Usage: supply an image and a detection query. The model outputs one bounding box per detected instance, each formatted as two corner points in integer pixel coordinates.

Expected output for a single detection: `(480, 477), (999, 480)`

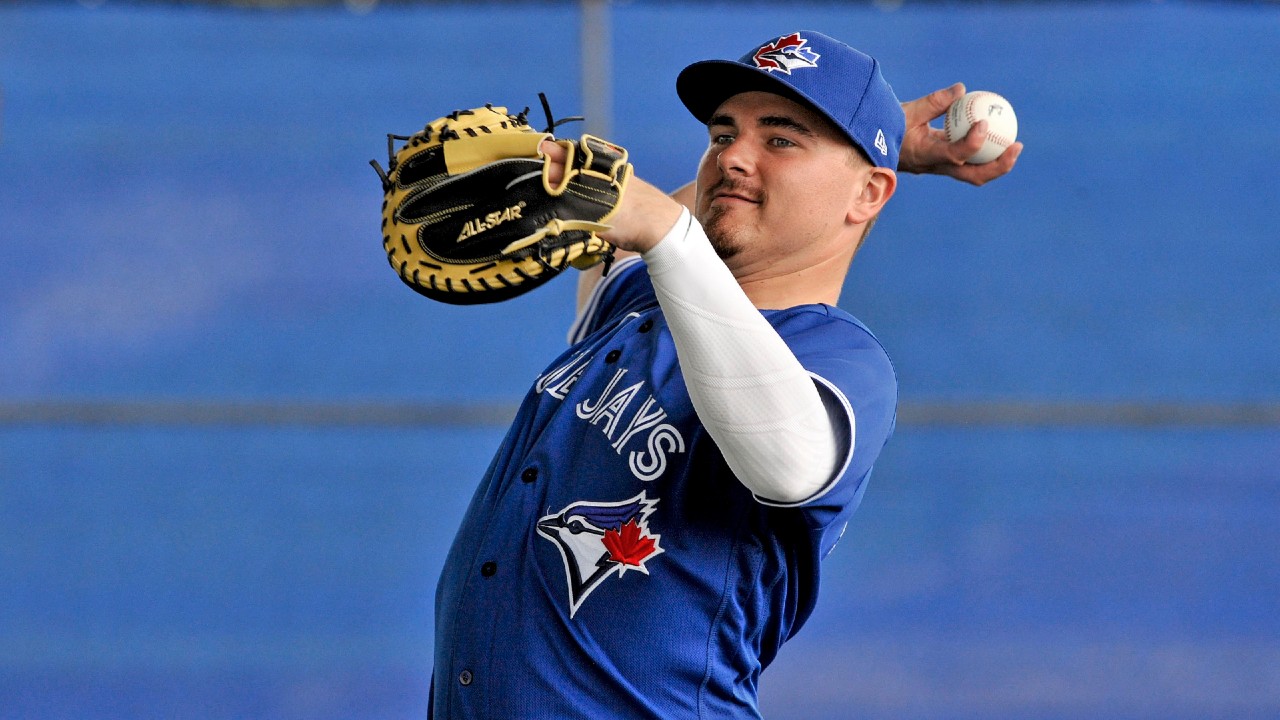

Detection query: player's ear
(847, 168), (896, 225)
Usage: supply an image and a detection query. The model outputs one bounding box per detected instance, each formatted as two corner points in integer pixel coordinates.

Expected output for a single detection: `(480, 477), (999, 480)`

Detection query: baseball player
(429, 30), (1019, 719)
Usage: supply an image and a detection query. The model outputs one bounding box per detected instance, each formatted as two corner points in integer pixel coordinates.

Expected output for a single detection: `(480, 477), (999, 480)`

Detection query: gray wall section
(1, 3), (1278, 719)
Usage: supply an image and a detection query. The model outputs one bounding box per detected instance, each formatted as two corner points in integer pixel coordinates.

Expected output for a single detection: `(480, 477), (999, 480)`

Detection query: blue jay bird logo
(751, 32), (821, 75)
(537, 492), (664, 617)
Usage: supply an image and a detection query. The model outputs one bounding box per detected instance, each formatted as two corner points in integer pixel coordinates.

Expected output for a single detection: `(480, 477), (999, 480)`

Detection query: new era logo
(874, 129), (888, 156)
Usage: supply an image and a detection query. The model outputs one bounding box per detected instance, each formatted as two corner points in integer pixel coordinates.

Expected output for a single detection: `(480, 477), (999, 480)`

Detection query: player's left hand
(542, 138), (683, 255)
(898, 83), (1023, 186)
(373, 102), (629, 305)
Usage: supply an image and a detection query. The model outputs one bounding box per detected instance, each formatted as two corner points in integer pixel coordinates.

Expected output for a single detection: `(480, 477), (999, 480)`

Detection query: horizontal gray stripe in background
(1, 400), (1278, 428)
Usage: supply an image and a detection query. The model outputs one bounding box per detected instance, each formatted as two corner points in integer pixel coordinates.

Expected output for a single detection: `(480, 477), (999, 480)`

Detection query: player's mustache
(707, 179), (762, 203)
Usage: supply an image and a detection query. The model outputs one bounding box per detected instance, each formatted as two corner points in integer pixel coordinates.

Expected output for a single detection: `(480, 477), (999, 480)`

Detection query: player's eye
(711, 133), (735, 145)
(769, 136), (797, 148)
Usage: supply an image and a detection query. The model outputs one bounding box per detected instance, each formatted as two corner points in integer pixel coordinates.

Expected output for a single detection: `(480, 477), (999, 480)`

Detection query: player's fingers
(952, 141), (1023, 186)
(902, 82), (965, 128)
(986, 141), (1023, 177)
(953, 119), (989, 160)
(540, 138), (568, 186)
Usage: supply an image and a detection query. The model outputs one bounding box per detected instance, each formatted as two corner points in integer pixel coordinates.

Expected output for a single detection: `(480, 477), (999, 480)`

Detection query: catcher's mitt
(371, 98), (632, 305)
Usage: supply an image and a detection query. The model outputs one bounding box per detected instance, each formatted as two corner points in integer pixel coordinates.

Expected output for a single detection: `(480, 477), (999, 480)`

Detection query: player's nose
(715, 137), (756, 177)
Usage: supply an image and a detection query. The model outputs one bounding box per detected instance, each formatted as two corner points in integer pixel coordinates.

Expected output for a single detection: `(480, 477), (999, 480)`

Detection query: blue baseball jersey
(431, 256), (897, 719)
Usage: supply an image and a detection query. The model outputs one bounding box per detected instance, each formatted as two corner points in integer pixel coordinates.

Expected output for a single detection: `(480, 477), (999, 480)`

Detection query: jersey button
(605, 349), (622, 363)
(459, 670), (473, 686)
(521, 467), (538, 483)
(481, 561), (497, 577)
(638, 319), (653, 333)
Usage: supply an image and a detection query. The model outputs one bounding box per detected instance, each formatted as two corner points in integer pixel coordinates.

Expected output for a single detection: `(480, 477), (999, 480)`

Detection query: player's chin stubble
(699, 205), (744, 261)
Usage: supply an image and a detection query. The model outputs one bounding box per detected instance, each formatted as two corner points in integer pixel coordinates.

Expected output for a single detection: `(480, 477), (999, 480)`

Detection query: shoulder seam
(566, 256), (646, 345)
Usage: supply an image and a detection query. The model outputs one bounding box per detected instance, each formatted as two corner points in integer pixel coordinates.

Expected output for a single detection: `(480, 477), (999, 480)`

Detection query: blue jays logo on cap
(537, 492), (664, 617)
(676, 30), (906, 170)
(751, 32), (820, 74)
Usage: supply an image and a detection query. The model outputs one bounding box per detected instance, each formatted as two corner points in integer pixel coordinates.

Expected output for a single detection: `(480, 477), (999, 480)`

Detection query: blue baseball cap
(676, 30), (905, 170)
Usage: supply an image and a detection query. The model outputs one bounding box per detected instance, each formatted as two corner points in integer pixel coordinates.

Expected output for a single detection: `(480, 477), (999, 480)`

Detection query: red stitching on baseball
(964, 93), (1012, 147)
(964, 92), (999, 126)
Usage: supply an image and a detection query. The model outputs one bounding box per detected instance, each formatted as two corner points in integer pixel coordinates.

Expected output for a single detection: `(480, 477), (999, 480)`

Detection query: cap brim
(677, 61), (803, 122)
(676, 60), (849, 144)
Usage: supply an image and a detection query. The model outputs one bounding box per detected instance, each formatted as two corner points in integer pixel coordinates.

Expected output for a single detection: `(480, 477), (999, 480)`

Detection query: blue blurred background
(2, 1), (1278, 718)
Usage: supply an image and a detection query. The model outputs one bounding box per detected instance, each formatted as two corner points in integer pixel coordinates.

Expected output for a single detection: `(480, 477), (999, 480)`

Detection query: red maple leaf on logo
(753, 32), (805, 71)
(603, 519), (658, 567)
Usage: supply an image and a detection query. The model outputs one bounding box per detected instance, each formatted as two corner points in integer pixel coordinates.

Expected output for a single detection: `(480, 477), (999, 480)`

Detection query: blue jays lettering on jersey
(431, 257), (897, 719)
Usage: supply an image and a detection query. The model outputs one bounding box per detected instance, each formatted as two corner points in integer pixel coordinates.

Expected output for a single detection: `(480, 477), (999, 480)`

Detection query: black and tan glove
(372, 99), (631, 304)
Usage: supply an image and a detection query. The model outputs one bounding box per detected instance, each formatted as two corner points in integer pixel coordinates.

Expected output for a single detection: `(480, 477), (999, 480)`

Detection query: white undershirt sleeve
(641, 208), (843, 504)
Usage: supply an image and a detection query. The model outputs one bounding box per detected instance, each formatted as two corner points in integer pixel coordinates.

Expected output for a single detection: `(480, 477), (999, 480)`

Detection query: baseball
(944, 90), (1017, 164)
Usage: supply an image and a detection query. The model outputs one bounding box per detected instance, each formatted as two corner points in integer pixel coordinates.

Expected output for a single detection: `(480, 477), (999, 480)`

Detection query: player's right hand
(899, 83), (1023, 186)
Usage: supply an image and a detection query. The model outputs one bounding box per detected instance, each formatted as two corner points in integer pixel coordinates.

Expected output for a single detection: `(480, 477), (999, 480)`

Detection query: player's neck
(737, 262), (848, 309)
(734, 240), (855, 310)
